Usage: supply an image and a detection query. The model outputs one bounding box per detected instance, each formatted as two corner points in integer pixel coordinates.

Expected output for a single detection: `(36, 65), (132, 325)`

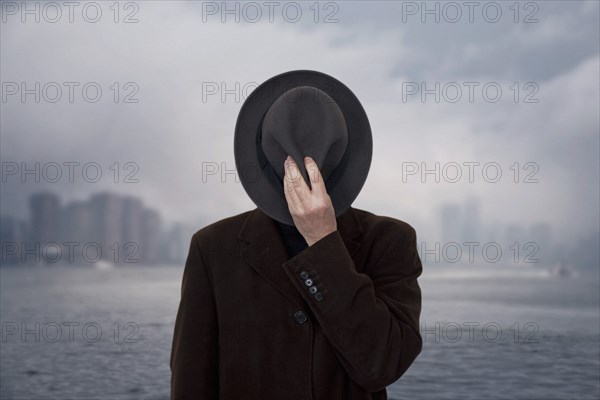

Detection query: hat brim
(234, 70), (372, 226)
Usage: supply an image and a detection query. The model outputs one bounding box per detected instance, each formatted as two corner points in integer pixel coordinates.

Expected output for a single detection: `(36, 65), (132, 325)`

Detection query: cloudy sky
(1, 1), (598, 250)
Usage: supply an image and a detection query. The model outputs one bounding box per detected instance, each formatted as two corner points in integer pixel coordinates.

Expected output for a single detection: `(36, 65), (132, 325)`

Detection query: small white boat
(550, 262), (576, 278)
(94, 260), (115, 270)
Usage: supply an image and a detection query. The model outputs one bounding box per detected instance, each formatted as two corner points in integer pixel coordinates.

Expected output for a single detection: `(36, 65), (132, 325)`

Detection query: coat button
(314, 292), (324, 302)
(304, 278), (313, 287)
(309, 286), (318, 294)
(293, 311), (308, 324)
(299, 271), (309, 280)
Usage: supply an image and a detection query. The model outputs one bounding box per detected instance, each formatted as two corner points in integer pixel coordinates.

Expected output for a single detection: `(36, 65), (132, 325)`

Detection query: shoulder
(350, 208), (419, 269)
(351, 207), (417, 242)
(191, 209), (253, 245)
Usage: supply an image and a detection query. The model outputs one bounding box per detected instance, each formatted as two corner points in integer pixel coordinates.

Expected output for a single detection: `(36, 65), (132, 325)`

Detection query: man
(170, 70), (423, 399)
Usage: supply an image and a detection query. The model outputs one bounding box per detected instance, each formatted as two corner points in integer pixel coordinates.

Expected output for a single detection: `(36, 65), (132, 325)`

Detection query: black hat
(234, 70), (372, 226)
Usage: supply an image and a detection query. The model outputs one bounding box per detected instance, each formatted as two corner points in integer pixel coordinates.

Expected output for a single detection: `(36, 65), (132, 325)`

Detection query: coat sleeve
(170, 232), (219, 399)
(281, 224), (423, 392)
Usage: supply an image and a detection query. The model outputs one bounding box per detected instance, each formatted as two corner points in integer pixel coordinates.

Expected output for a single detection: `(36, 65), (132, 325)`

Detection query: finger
(283, 179), (300, 214)
(304, 156), (326, 195)
(286, 156), (311, 200)
(284, 156), (303, 210)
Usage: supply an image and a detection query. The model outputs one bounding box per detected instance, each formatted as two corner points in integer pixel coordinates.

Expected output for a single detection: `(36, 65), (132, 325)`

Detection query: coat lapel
(238, 207), (363, 306)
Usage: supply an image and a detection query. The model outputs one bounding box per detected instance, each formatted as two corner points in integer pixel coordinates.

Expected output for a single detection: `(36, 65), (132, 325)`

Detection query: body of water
(1, 264), (598, 400)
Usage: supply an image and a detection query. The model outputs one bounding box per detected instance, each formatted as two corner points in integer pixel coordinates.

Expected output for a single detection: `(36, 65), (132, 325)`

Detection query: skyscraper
(29, 192), (60, 246)
(89, 192), (123, 263)
(141, 208), (162, 265)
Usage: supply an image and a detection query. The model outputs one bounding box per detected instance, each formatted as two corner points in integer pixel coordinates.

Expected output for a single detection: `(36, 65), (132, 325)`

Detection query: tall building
(504, 224), (527, 264)
(29, 192), (60, 246)
(461, 196), (481, 242)
(60, 200), (95, 264)
(529, 223), (554, 264)
(440, 202), (461, 243)
(89, 192), (123, 263)
(141, 208), (162, 265)
(18, 190), (173, 266)
(1, 215), (28, 265)
(121, 196), (144, 264)
(165, 222), (193, 265)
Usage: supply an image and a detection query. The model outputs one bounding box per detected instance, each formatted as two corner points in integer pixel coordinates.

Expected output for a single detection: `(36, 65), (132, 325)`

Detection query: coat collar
(238, 206), (363, 256)
(237, 207), (363, 306)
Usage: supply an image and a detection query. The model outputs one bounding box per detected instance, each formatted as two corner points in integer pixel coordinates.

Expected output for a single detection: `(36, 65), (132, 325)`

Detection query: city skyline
(2, 189), (597, 270)
(1, 190), (196, 266)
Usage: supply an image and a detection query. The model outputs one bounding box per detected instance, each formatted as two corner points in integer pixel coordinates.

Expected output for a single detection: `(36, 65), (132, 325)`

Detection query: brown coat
(170, 206), (423, 399)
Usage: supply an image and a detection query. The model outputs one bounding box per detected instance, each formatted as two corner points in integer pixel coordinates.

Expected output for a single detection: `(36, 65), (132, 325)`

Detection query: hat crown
(261, 86), (348, 188)
(234, 70), (372, 225)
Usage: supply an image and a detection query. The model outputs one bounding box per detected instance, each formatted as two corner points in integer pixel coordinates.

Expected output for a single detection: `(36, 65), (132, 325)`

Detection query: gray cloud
(1, 1), (598, 255)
